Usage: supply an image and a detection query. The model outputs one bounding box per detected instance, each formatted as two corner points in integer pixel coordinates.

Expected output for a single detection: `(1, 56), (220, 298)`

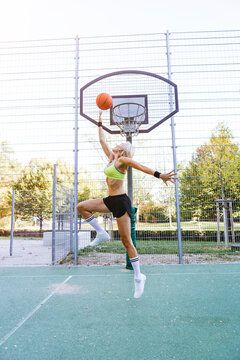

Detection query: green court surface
(0, 264), (240, 360)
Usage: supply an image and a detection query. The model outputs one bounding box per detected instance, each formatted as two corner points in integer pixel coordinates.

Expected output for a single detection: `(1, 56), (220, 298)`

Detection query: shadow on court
(0, 264), (240, 360)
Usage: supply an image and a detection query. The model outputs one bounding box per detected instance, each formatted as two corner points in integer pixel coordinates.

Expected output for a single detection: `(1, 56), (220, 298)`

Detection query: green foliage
(78, 186), (91, 202)
(139, 202), (168, 222)
(0, 142), (21, 185)
(11, 159), (54, 230)
(10, 158), (76, 230)
(160, 187), (177, 225)
(179, 124), (240, 220)
(0, 136), (98, 228)
(0, 142), (21, 221)
(0, 187), (11, 219)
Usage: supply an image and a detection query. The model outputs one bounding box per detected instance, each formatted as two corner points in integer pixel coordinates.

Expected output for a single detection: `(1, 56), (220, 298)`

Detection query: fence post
(222, 200), (229, 247)
(166, 30), (183, 264)
(52, 164), (57, 265)
(70, 189), (74, 252)
(74, 35), (79, 265)
(228, 199), (235, 244)
(10, 189), (15, 256)
(216, 201), (221, 246)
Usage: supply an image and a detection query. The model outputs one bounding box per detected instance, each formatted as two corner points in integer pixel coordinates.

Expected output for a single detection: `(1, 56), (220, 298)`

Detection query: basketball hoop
(112, 102), (146, 136)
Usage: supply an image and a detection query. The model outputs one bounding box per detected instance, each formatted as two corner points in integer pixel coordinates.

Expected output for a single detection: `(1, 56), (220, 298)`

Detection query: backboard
(80, 70), (178, 135)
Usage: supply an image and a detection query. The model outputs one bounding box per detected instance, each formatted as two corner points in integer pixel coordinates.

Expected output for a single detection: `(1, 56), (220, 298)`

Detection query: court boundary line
(0, 272), (240, 280)
(0, 275), (72, 347)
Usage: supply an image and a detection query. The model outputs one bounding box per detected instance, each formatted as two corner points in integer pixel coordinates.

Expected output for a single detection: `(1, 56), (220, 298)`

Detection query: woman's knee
(76, 201), (86, 214)
(121, 236), (134, 250)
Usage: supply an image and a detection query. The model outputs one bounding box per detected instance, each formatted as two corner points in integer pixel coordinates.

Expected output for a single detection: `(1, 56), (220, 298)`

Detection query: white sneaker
(134, 274), (146, 299)
(89, 231), (110, 247)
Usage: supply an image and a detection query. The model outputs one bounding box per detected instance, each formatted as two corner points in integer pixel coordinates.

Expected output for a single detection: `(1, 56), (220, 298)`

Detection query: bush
(0, 229), (10, 236)
(139, 204), (168, 222)
(0, 229), (44, 238)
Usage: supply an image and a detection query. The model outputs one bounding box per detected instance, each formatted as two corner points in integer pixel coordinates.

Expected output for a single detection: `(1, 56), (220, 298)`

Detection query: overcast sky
(0, 0), (239, 41)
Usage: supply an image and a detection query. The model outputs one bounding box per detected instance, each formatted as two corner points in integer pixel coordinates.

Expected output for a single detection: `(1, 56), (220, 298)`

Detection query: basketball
(96, 93), (113, 110)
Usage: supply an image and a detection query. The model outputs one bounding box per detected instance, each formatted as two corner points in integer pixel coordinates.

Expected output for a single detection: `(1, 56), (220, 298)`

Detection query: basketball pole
(125, 133), (137, 269)
(166, 30), (183, 264)
(126, 134), (133, 203)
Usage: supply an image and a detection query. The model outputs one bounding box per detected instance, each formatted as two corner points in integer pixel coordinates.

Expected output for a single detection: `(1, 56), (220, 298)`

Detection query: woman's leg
(116, 212), (138, 259)
(116, 212), (146, 298)
(77, 198), (110, 219)
(77, 198), (111, 246)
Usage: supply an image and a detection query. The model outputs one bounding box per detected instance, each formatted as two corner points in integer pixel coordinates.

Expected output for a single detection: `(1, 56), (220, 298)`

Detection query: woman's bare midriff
(106, 177), (126, 196)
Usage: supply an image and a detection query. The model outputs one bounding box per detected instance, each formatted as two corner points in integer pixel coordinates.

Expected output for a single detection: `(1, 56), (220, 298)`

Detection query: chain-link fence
(51, 180), (74, 264)
(1, 31), (240, 265)
(4, 188), (52, 266)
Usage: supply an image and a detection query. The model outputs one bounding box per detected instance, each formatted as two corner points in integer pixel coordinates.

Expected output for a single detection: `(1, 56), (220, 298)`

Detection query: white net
(112, 103), (146, 136)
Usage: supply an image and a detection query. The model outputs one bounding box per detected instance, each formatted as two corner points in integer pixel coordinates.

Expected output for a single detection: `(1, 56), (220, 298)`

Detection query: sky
(0, 0), (239, 41)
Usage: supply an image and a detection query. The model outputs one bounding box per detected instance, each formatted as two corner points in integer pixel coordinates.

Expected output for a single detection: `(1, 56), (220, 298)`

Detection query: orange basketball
(96, 93), (113, 110)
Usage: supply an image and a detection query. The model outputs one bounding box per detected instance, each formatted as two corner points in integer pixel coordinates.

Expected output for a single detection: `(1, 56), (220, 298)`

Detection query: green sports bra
(104, 161), (126, 180)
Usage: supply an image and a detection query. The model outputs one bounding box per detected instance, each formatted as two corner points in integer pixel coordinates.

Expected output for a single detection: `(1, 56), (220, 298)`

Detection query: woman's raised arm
(98, 111), (114, 160)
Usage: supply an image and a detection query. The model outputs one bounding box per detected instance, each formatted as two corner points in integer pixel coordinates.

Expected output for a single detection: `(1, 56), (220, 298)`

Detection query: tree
(0, 142), (21, 222)
(0, 142), (21, 184)
(179, 124), (240, 220)
(0, 187), (11, 219)
(161, 187), (176, 227)
(11, 159), (54, 230)
(11, 158), (77, 230)
(10, 158), (94, 230)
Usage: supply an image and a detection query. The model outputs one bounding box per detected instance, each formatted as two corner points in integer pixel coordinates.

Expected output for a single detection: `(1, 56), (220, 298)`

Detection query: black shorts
(103, 193), (132, 218)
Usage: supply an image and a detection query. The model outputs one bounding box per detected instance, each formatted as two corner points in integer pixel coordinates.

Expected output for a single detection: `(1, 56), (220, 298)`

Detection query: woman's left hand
(160, 171), (178, 186)
(99, 110), (103, 122)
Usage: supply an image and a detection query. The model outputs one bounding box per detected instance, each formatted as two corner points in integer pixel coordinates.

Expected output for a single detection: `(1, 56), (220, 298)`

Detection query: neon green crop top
(104, 161), (125, 180)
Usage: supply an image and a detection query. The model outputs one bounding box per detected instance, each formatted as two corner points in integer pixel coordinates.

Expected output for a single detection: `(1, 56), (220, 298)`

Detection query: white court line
(0, 274), (115, 278)
(0, 275), (72, 347)
(0, 273), (240, 283)
(1, 272), (240, 279)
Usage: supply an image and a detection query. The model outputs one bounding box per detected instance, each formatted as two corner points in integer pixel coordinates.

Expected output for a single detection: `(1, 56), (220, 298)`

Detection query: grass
(77, 240), (240, 256)
(81, 220), (240, 232)
(137, 221), (240, 232)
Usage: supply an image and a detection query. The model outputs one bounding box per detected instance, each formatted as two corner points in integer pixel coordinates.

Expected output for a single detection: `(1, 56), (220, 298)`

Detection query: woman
(77, 110), (177, 298)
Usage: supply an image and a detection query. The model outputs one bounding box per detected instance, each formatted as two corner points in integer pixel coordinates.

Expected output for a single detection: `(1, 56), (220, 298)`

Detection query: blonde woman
(77, 110), (177, 298)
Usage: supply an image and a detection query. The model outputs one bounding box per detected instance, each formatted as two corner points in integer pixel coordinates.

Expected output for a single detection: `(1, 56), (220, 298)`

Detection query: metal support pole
(70, 189), (74, 252)
(166, 30), (183, 264)
(10, 189), (15, 256)
(52, 164), (57, 265)
(228, 199), (235, 244)
(221, 183), (229, 247)
(126, 133), (134, 268)
(74, 35), (79, 265)
(216, 201), (221, 246)
(216, 198), (230, 247)
(223, 203), (229, 247)
(126, 134), (133, 202)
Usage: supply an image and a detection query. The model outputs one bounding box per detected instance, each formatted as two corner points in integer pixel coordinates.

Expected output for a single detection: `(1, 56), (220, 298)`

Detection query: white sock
(130, 257), (141, 280)
(85, 215), (104, 233)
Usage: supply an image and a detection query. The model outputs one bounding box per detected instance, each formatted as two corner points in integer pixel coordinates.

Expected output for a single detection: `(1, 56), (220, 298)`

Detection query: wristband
(98, 122), (102, 127)
(154, 171), (161, 179)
